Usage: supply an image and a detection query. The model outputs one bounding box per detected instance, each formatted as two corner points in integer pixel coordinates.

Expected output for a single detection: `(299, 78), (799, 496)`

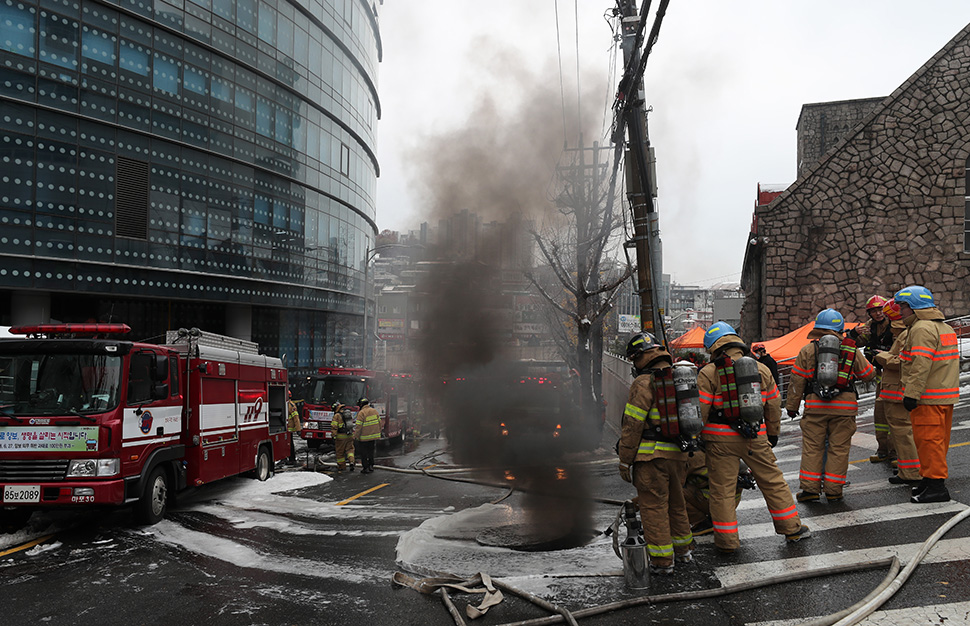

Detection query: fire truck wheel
(0, 507), (32, 533)
(253, 446), (272, 481)
(135, 467), (169, 525)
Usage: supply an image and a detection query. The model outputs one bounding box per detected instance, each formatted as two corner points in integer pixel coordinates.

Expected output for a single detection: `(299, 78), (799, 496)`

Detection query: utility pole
(616, 0), (666, 344)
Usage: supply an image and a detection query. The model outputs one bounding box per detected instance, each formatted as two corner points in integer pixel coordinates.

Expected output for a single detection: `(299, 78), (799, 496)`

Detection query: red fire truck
(300, 367), (410, 448)
(0, 325), (290, 528)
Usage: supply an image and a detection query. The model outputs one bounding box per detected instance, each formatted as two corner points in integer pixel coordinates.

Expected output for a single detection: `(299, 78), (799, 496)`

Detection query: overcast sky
(375, 1), (970, 287)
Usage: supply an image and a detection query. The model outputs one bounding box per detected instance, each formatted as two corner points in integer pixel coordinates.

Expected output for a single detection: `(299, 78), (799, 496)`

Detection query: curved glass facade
(0, 0), (381, 377)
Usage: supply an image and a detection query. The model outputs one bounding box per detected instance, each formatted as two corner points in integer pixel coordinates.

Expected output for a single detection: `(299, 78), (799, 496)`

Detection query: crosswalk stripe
(714, 534), (970, 588)
(747, 599), (970, 626)
(736, 501), (966, 540)
(732, 479), (952, 512)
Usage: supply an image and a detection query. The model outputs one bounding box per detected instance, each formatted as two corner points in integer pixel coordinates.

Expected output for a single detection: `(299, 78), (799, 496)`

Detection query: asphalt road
(3, 391), (970, 626)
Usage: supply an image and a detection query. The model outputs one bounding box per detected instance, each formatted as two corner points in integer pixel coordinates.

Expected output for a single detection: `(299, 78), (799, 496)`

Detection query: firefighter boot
(349, 463), (356, 472)
(869, 451), (889, 463)
(911, 479), (928, 497)
(911, 479), (950, 504)
(785, 525), (812, 543)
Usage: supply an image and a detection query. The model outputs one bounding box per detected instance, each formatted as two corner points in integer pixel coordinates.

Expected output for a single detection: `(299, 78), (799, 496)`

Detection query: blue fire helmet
(704, 321), (737, 350)
(894, 285), (935, 310)
(814, 308), (845, 332)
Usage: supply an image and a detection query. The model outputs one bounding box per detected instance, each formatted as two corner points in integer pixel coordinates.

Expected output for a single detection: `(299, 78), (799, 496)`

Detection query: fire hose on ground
(390, 491), (970, 625)
(304, 449), (970, 623)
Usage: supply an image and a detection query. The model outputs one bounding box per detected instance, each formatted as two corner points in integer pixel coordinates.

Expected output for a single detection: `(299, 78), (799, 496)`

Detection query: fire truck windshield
(307, 377), (366, 407)
(0, 353), (123, 416)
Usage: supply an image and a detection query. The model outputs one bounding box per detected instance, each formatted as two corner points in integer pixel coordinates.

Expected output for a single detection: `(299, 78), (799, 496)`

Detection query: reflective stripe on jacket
(354, 406), (382, 441)
(618, 369), (687, 465)
(697, 339), (781, 439)
(785, 328), (876, 416)
(900, 308), (959, 406)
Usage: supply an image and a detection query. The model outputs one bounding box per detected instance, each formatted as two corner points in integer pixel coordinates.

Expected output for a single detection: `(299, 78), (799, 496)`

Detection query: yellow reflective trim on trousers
(361, 433), (381, 441)
(648, 543), (674, 557)
(672, 534), (693, 546)
(625, 403), (647, 422)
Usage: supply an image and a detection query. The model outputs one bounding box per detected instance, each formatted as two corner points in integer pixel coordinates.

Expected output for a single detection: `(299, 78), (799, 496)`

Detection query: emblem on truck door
(139, 411), (154, 434)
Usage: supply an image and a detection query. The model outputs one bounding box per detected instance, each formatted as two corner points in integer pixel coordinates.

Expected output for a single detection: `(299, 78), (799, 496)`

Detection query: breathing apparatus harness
(809, 336), (858, 401)
(648, 366), (702, 452)
(711, 343), (764, 439)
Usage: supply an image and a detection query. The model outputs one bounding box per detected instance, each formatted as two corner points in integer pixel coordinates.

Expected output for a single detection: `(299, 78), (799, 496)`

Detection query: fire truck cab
(0, 325), (290, 528)
(300, 367), (409, 448)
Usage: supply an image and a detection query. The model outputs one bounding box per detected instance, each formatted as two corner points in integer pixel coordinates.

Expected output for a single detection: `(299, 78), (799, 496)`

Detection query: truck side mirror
(153, 355), (168, 381)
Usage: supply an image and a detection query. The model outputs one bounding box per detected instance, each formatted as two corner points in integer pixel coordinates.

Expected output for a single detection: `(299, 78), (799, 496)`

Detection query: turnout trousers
(705, 438), (802, 551)
(910, 405), (953, 479)
(873, 396), (896, 457)
(884, 402), (921, 480)
(357, 440), (376, 471)
(632, 458), (692, 568)
(334, 438), (355, 471)
(799, 412), (855, 497)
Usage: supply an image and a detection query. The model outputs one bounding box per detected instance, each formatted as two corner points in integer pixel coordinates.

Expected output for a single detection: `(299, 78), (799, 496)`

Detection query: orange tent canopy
(757, 321), (863, 363)
(669, 326), (706, 350)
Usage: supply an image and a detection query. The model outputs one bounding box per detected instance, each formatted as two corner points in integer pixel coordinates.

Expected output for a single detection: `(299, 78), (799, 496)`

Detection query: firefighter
(286, 390), (302, 464)
(786, 309), (876, 503)
(353, 397), (381, 474)
(331, 403), (356, 473)
(894, 286), (960, 503)
(698, 322), (810, 554)
(617, 332), (693, 575)
(752, 343), (780, 387)
(683, 453), (753, 536)
(872, 299), (921, 487)
(850, 295), (896, 463)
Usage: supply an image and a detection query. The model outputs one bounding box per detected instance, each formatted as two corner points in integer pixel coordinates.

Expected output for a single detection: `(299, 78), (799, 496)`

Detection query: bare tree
(527, 142), (632, 422)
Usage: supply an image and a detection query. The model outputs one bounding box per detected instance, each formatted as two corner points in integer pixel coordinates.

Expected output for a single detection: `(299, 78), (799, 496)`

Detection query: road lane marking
(0, 534), (54, 558)
(336, 483), (390, 506)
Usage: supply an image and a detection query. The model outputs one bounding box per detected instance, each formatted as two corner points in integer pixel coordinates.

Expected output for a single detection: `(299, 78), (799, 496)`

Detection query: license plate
(4, 485), (40, 504)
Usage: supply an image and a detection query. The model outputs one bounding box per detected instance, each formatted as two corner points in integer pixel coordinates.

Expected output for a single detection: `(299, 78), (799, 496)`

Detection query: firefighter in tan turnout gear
(697, 322), (810, 554)
(894, 286), (961, 503)
(617, 332), (697, 575)
(353, 397), (381, 474)
(873, 299), (922, 487)
(786, 309), (876, 503)
(330, 403), (356, 473)
(850, 295), (897, 463)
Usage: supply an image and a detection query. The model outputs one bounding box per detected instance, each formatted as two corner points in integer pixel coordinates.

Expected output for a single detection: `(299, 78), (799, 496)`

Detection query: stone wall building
(741, 24), (970, 339)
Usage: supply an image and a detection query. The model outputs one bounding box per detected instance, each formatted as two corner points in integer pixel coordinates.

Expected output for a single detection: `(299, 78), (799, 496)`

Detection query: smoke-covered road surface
(4, 394), (970, 626)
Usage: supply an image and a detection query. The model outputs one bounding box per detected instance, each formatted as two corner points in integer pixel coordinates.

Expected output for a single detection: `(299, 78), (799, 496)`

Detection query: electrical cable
(573, 0), (581, 147)
(553, 0), (568, 149)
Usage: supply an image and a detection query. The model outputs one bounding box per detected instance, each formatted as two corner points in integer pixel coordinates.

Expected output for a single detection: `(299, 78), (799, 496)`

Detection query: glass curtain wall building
(0, 0), (381, 380)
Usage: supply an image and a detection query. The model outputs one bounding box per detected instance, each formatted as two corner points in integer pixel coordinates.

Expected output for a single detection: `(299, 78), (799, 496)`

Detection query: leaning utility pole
(615, 0), (668, 344)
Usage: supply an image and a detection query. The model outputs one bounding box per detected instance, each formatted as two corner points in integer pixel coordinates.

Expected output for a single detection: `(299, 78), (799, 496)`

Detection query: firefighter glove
(903, 396), (918, 411)
(787, 410), (798, 419)
(618, 462), (632, 483)
(767, 435), (778, 448)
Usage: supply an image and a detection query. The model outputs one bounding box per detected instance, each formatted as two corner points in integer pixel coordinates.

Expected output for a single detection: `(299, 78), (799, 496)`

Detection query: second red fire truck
(300, 367), (411, 448)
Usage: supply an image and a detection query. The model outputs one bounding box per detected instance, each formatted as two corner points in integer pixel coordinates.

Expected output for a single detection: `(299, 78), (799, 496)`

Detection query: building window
(116, 156), (149, 240)
(340, 143), (350, 177)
